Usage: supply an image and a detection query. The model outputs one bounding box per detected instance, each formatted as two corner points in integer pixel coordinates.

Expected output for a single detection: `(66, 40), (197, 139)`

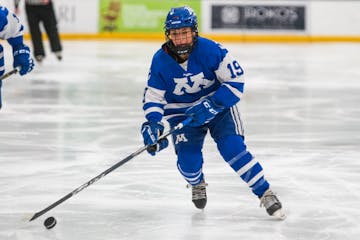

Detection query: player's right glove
(12, 44), (34, 75)
(141, 121), (169, 156)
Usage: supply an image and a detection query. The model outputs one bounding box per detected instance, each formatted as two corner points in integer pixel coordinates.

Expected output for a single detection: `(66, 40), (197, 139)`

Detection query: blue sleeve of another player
(0, 7), (8, 32)
(0, 6), (24, 43)
(142, 59), (168, 122)
(208, 42), (245, 108)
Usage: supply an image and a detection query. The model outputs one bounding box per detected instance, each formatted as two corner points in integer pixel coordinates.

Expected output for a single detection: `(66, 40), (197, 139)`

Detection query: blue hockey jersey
(143, 37), (245, 125)
(0, 6), (26, 109)
(0, 6), (24, 43)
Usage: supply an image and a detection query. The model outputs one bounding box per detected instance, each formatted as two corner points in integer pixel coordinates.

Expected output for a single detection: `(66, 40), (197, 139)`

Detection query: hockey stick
(0, 68), (19, 80)
(29, 117), (192, 221)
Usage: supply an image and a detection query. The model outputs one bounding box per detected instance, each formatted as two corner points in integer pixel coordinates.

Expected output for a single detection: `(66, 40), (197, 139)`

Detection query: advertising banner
(99, 0), (201, 33)
(211, 5), (305, 31)
(1, 0), (99, 33)
(55, 0), (99, 33)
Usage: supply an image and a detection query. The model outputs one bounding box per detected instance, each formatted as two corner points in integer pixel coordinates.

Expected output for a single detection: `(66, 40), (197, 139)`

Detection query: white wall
(54, 0), (98, 33)
(309, 1), (360, 36)
(1, 0), (98, 33)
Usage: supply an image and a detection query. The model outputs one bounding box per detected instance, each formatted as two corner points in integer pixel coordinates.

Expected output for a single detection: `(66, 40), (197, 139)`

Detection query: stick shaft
(29, 146), (146, 221)
(29, 119), (190, 221)
(0, 68), (19, 80)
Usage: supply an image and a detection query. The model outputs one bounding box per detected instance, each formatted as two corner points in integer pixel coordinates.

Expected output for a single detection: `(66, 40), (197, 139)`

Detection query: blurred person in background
(0, 5), (34, 109)
(14, 0), (62, 63)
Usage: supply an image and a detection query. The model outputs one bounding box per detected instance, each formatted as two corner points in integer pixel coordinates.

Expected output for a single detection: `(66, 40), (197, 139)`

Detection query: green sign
(99, 0), (201, 33)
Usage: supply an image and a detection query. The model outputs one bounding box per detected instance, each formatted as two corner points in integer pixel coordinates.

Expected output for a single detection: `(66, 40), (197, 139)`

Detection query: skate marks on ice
(0, 41), (360, 239)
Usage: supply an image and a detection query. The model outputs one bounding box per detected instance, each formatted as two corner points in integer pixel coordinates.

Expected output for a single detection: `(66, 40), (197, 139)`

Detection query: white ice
(0, 40), (359, 240)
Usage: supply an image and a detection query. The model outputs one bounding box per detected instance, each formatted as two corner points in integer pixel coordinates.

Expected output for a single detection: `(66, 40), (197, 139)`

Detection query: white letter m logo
(173, 72), (215, 95)
(175, 133), (188, 144)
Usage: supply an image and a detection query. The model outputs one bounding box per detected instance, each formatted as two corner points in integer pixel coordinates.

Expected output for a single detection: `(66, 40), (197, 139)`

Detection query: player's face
(168, 27), (194, 47)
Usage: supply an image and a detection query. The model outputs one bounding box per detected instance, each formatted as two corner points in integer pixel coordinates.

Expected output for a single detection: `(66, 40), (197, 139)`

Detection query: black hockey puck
(44, 216), (57, 229)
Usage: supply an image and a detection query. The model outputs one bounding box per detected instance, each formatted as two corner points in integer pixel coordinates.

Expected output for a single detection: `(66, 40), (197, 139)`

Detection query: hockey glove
(12, 44), (34, 75)
(185, 97), (224, 127)
(141, 121), (169, 156)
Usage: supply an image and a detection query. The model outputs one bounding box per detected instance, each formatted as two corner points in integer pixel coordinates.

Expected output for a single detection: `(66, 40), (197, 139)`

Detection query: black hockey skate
(35, 55), (44, 63)
(260, 189), (286, 219)
(188, 180), (208, 209)
(55, 51), (62, 61)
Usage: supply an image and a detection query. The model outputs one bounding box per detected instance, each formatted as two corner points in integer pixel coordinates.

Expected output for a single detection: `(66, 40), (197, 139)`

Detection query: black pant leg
(25, 5), (45, 57)
(41, 3), (62, 52)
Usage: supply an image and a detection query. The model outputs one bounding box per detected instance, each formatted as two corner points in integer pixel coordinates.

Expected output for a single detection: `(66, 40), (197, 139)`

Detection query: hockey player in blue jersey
(141, 6), (285, 219)
(0, 5), (34, 109)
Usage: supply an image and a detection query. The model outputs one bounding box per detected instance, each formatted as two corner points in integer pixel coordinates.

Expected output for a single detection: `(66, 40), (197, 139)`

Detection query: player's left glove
(185, 97), (224, 127)
(141, 121), (169, 156)
(12, 44), (34, 75)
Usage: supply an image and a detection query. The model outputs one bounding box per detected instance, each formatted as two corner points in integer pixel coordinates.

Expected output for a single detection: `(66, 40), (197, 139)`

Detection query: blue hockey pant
(171, 106), (270, 197)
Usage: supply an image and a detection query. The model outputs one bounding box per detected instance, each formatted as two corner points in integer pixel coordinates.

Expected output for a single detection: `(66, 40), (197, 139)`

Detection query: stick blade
(29, 212), (42, 222)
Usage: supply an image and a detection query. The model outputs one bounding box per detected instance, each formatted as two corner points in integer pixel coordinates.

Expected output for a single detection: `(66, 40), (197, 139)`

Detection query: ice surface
(0, 40), (359, 240)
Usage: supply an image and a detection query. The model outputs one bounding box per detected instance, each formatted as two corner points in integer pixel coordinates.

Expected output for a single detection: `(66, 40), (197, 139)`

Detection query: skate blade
(272, 209), (286, 220)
